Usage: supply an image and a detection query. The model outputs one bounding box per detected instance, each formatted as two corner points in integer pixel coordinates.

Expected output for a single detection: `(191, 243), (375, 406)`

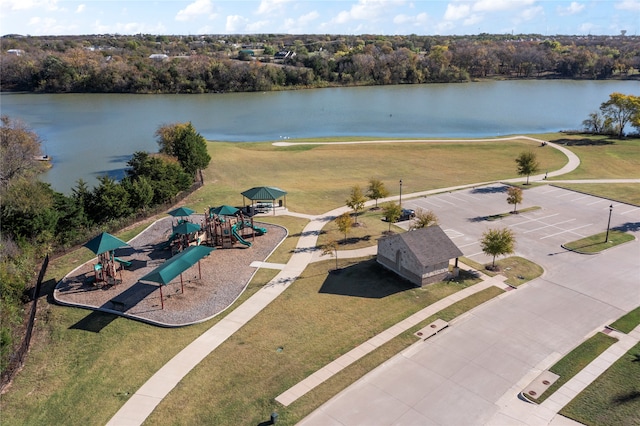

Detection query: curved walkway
(107, 136), (583, 425)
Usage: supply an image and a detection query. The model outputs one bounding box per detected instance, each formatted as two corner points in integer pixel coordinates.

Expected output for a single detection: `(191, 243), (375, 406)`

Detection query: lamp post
(399, 179), (403, 208)
(605, 204), (613, 242)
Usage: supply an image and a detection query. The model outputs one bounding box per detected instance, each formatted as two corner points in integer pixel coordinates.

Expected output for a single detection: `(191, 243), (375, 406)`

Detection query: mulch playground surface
(53, 216), (287, 326)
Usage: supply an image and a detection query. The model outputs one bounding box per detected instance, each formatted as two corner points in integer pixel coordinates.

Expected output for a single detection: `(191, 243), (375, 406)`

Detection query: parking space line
(556, 192), (575, 198)
(444, 229), (464, 238)
(510, 213), (560, 227)
(541, 188), (563, 194)
(434, 197), (456, 205)
(540, 223), (592, 240)
(466, 251), (485, 258)
(443, 194), (468, 203)
(457, 192), (482, 201)
(421, 199), (444, 208)
(571, 195), (591, 202)
(587, 199), (607, 206)
(458, 242), (479, 248)
(621, 207), (640, 215)
(523, 219), (576, 233)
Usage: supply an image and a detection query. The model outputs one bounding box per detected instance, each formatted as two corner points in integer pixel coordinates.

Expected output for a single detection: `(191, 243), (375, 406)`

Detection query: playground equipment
(83, 232), (129, 286)
(203, 206), (267, 248)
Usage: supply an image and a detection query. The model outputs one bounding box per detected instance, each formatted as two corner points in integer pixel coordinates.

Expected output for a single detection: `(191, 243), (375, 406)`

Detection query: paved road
(299, 184), (640, 426)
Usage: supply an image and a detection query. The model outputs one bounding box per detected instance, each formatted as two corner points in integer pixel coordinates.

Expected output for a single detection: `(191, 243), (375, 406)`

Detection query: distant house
(377, 226), (463, 286)
(274, 51), (295, 60)
(6, 49), (24, 56)
(149, 53), (169, 61)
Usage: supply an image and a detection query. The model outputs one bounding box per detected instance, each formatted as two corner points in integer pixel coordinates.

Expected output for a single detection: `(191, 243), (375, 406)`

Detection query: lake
(1, 80), (637, 193)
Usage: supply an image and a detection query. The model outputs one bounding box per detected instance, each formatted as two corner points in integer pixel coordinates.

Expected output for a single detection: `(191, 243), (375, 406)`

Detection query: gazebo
(241, 186), (287, 215)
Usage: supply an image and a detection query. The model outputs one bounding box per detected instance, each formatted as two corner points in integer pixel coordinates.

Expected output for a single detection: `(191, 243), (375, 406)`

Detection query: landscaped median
(460, 256), (543, 287)
(562, 230), (635, 254)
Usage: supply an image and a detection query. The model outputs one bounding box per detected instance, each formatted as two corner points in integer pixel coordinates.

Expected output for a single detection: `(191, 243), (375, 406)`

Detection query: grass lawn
(190, 138), (567, 214)
(144, 259), (493, 425)
(563, 230), (635, 253)
(460, 256), (543, 286)
(533, 332), (618, 404)
(560, 342), (640, 425)
(541, 133), (640, 180)
(553, 183), (640, 206)
(316, 208), (405, 249)
(485, 206), (541, 221)
(610, 307), (640, 334)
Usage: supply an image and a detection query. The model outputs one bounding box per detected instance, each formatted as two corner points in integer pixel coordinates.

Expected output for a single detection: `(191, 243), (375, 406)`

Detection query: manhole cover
(430, 324), (437, 328)
(542, 380), (550, 385)
(528, 390), (537, 396)
(417, 332), (423, 336)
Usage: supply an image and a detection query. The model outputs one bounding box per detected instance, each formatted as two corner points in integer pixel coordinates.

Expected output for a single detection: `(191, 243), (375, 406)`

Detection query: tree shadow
(471, 185), (507, 194)
(69, 310), (119, 333)
(549, 137), (615, 146)
(468, 216), (488, 222)
(612, 390), (640, 405)
(290, 230), (326, 238)
(93, 168), (127, 181)
(318, 259), (414, 298)
(613, 222), (640, 233)
(339, 235), (372, 246)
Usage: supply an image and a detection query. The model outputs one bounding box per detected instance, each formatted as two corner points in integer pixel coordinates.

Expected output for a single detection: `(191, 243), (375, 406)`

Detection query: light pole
(399, 179), (403, 208)
(605, 204), (613, 242)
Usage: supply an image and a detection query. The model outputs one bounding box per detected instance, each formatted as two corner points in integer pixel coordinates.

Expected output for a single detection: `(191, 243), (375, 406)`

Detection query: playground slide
(114, 257), (132, 268)
(231, 223), (252, 247)
(243, 221), (267, 236)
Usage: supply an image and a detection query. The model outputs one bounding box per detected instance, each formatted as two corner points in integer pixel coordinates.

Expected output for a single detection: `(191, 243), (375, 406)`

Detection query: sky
(1, 0), (639, 37)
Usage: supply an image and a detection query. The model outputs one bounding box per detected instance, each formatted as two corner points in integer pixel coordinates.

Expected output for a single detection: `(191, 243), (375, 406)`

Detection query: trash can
(270, 412), (278, 424)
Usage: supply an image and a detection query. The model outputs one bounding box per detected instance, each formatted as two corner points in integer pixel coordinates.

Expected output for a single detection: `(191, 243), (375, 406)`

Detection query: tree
(382, 202), (402, 232)
(480, 227), (516, 269)
(346, 185), (366, 224)
(0, 115), (46, 188)
(335, 212), (352, 243)
(515, 151), (540, 185)
(506, 186), (523, 213)
(321, 240), (339, 271)
(599, 92), (640, 139)
(366, 178), (389, 208)
(410, 208), (439, 230)
(155, 122), (211, 176)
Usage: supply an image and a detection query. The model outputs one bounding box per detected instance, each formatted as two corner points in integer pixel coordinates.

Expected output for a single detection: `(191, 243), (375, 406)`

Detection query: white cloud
(615, 0), (640, 10)
(75, 4), (85, 13)
(2, 0), (58, 11)
(444, 3), (471, 20)
(519, 6), (543, 21)
(92, 20), (166, 35)
(226, 15), (249, 33)
(463, 14), (483, 26)
(256, 0), (294, 15)
(393, 12), (428, 25)
(578, 22), (598, 34)
(176, 0), (215, 22)
(281, 10), (319, 33)
(471, 0), (536, 12)
(331, 0), (406, 24)
(246, 20), (270, 32)
(557, 1), (585, 16)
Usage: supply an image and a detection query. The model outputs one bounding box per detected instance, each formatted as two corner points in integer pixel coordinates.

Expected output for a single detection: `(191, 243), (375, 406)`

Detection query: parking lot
(302, 184), (640, 425)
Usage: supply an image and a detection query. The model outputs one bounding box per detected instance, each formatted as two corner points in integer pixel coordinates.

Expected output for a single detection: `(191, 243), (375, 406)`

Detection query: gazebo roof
(393, 226), (463, 266)
(241, 186), (287, 201)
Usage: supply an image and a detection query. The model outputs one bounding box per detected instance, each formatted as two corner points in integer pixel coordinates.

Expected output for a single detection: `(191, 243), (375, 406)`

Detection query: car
(400, 208), (416, 221)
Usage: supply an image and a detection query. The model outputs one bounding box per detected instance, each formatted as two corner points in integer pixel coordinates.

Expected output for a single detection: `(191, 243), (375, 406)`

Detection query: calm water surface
(1, 80), (637, 193)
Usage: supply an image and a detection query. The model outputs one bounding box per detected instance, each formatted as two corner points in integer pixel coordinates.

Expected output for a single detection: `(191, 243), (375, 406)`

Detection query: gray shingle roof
(396, 226), (463, 266)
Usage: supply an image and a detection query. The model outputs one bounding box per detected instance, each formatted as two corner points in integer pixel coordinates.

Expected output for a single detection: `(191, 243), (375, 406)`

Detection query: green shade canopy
(210, 205), (239, 216)
(241, 186), (287, 201)
(83, 232), (129, 255)
(140, 245), (214, 285)
(167, 206), (195, 217)
(173, 222), (201, 235)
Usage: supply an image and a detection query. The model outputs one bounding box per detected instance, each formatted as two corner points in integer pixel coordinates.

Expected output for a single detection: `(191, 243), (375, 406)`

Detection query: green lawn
(560, 342), (640, 425)
(459, 256), (543, 286)
(554, 183), (640, 206)
(193, 138), (567, 214)
(563, 230), (635, 253)
(610, 307), (640, 334)
(533, 332), (618, 404)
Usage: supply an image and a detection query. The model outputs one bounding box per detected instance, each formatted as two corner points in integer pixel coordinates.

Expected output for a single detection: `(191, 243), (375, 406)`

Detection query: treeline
(1, 33), (639, 94)
(0, 119), (210, 372)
